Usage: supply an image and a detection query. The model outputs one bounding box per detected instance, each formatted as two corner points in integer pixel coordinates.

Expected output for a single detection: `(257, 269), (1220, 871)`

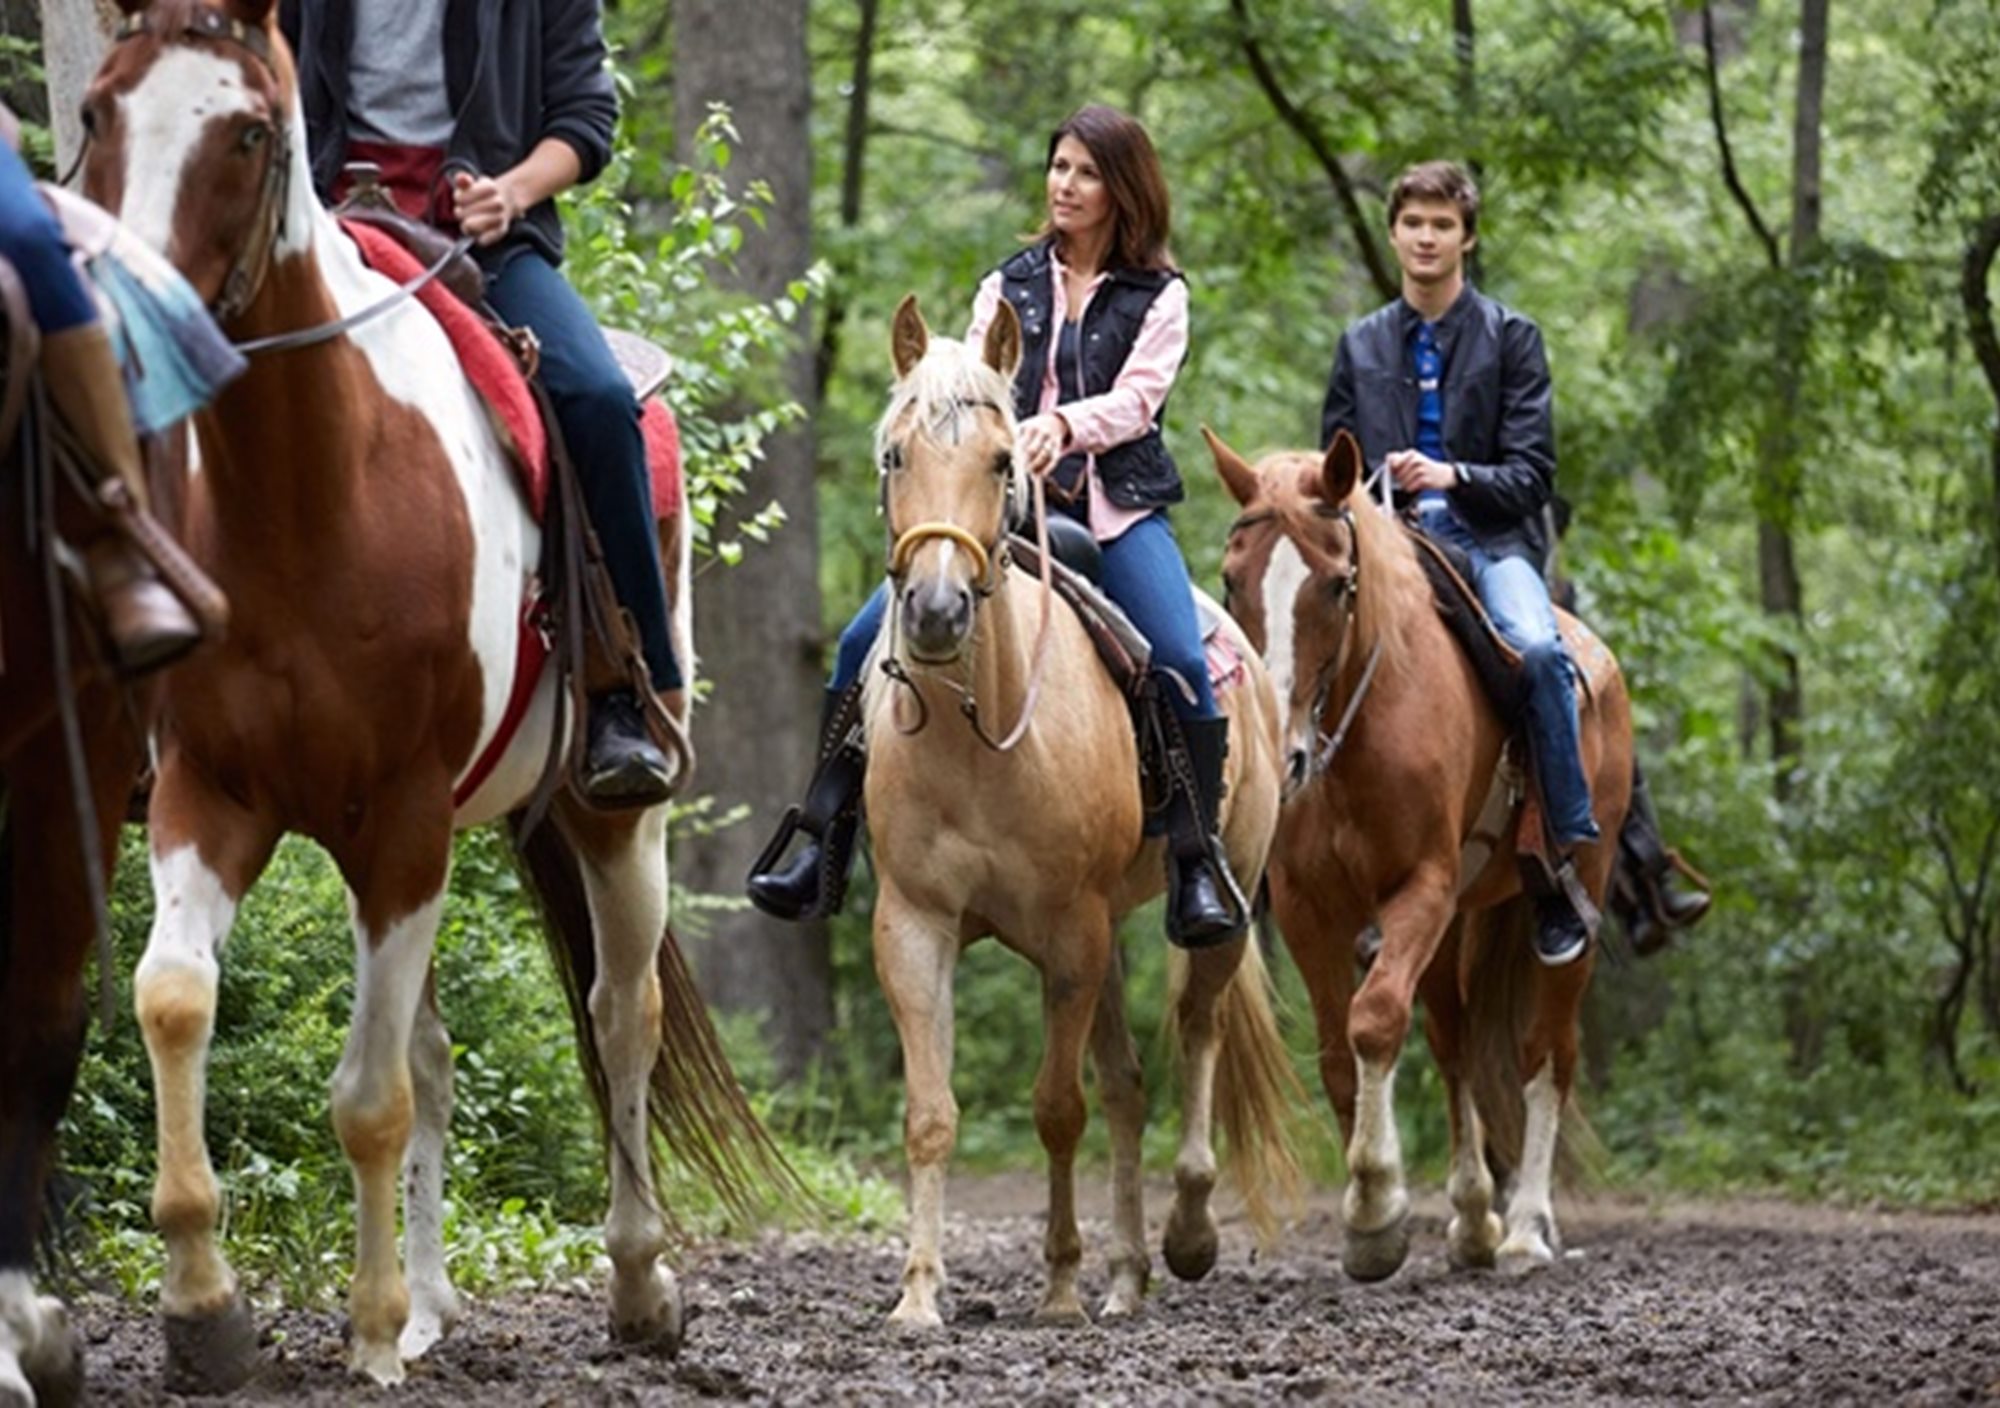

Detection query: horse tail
(511, 816), (810, 1236)
(1462, 897), (1601, 1192)
(1176, 934), (1306, 1244)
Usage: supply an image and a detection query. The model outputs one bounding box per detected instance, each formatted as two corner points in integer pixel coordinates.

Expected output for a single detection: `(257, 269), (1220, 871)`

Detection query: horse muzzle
(901, 575), (974, 663)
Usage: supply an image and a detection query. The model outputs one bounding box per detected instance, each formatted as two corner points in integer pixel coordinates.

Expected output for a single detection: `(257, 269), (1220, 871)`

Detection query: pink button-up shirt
(966, 250), (1190, 543)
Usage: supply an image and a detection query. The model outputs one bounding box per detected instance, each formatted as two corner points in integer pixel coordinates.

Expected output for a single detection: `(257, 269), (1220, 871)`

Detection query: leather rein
(880, 398), (1056, 752)
(108, 7), (472, 356)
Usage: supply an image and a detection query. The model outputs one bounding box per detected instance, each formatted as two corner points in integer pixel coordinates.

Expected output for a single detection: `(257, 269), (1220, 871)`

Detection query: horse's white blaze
(1259, 537), (1312, 755)
(113, 48), (255, 259)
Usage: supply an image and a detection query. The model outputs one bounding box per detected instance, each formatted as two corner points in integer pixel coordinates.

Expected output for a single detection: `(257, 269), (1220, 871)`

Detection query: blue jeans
(1422, 508), (1598, 847)
(486, 250), (681, 692)
(0, 143), (96, 332)
(833, 508), (1217, 721)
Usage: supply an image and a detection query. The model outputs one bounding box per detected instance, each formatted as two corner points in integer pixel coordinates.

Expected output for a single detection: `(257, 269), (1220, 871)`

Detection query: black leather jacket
(281, 0), (618, 269)
(1320, 284), (1556, 565)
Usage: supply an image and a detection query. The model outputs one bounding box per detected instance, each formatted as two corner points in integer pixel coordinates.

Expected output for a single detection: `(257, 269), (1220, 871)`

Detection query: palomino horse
(1206, 428), (1632, 1280)
(0, 279), (143, 1408)
(867, 296), (1298, 1328)
(81, 0), (783, 1390)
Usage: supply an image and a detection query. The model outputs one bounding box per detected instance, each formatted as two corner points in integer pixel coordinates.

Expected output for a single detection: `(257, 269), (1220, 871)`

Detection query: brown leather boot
(40, 323), (224, 675)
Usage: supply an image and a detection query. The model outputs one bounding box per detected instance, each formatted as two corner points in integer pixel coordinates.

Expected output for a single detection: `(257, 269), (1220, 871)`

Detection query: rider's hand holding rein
(450, 138), (582, 247)
(1014, 412), (1071, 477)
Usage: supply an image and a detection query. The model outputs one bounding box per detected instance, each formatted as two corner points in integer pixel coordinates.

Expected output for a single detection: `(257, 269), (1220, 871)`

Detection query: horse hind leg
(1087, 946), (1148, 1317)
(1497, 956), (1591, 1278)
(1418, 940), (1502, 1270)
(1160, 938), (1240, 1284)
(398, 974), (462, 1360)
(560, 803), (681, 1353)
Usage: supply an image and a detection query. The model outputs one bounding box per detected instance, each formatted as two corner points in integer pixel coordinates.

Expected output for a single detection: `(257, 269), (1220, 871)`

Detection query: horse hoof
(162, 1294), (261, 1397)
(1163, 1207), (1220, 1282)
(1032, 1299), (1089, 1328)
(6, 1294), (82, 1408)
(1342, 1213), (1412, 1283)
(1496, 1212), (1559, 1277)
(347, 1337), (405, 1387)
(610, 1269), (683, 1358)
(398, 1282), (463, 1360)
(886, 1301), (943, 1334)
(1447, 1212), (1505, 1271)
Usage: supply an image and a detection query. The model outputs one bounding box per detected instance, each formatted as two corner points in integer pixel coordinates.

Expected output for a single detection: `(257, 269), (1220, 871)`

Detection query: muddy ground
(71, 1175), (2000, 1405)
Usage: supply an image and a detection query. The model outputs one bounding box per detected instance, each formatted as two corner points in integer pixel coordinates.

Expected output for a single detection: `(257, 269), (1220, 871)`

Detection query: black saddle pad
(1404, 525), (1529, 731)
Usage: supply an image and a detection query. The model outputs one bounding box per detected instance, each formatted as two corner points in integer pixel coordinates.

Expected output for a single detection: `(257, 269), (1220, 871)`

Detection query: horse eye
(240, 123), (269, 152)
(994, 449), (1013, 476)
(881, 443), (904, 474)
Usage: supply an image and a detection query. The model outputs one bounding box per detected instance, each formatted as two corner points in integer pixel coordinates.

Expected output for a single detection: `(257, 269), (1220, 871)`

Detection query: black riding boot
(1615, 761), (1712, 955)
(747, 684), (867, 921)
(1164, 715), (1252, 949)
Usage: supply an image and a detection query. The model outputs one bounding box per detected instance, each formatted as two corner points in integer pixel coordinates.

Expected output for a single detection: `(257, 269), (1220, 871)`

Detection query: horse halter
(112, 6), (292, 325)
(1288, 504), (1384, 780)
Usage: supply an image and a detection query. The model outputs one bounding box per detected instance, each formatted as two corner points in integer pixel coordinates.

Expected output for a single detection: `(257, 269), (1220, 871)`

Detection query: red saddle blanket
(339, 219), (682, 522)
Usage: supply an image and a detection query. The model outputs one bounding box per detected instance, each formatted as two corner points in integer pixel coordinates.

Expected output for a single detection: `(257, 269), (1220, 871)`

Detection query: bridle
(112, 6), (290, 327)
(106, 5), (471, 356)
(879, 396), (1054, 752)
(1235, 500), (1383, 783)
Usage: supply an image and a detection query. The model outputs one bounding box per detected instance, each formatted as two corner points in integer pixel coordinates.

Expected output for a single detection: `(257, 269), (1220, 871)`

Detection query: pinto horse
(80, 0), (784, 1390)
(866, 296), (1298, 1328)
(0, 275), (145, 1408)
(1206, 428), (1631, 1281)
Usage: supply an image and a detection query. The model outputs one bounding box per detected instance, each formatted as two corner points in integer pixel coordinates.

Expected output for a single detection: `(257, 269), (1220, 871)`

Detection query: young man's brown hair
(1387, 159), (1481, 238)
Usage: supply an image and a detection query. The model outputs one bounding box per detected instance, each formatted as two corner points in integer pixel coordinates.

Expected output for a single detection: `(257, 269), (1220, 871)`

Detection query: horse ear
(982, 297), (1022, 381)
(891, 294), (928, 379)
(1202, 426), (1260, 508)
(1321, 429), (1362, 504)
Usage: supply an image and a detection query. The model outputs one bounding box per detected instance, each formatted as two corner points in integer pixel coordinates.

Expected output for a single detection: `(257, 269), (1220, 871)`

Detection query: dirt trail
(73, 1175), (2000, 1405)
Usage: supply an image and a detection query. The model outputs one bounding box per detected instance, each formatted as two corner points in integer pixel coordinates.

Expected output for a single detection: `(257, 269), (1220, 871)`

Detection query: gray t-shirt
(346, 0), (452, 146)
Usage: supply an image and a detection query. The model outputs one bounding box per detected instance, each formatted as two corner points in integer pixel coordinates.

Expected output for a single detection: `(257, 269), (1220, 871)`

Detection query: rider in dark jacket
(282, 0), (681, 805)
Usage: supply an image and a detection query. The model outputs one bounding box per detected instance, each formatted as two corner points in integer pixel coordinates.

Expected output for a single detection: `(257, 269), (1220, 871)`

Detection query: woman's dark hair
(1035, 104), (1175, 271)
(1387, 160), (1481, 237)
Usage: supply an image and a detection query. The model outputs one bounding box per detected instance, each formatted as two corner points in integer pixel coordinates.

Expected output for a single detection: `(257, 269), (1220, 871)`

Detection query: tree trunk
(1757, 0), (1826, 804)
(1963, 211), (2000, 578)
(813, 0), (878, 403)
(671, 0), (832, 1079)
(39, 0), (116, 174)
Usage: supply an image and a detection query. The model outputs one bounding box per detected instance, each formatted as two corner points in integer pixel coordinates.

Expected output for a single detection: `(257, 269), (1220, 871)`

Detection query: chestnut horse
(1206, 428), (1631, 1281)
(0, 281), (144, 1408)
(81, 0), (783, 1390)
(866, 296), (1298, 1329)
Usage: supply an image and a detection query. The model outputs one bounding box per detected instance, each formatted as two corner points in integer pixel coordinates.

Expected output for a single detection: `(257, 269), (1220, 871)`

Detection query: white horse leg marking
(0, 1272), (79, 1408)
(399, 987), (460, 1360)
(1498, 1060), (1563, 1276)
(573, 808), (679, 1345)
(333, 891), (446, 1386)
(1445, 1076), (1503, 1269)
(1342, 1055), (1411, 1280)
(134, 845), (242, 1319)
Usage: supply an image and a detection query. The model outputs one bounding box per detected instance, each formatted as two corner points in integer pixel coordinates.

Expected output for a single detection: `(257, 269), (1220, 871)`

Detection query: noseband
(112, 6), (290, 325)
(880, 397), (1016, 598)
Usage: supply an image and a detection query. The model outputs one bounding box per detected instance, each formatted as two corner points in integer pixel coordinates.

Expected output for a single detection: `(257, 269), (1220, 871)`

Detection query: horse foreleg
(136, 782), (273, 1396)
(567, 804), (679, 1353)
(875, 892), (959, 1332)
(1161, 936), (1244, 1284)
(398, 975), (460, 1360)
(1342, 872), (1455, 1283)
(1267, 868), (1360, 1145)
(1417, 938), (1501, 1270)
(334, 821), (452, 1387)
(1086, 945), (1148, 1317)
(1498, 952), (1592, 1277)
(1029, 919), (1109, 1328)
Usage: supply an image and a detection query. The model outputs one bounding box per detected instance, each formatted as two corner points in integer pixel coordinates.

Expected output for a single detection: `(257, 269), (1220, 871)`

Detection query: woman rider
(748, 103), (1247, 948)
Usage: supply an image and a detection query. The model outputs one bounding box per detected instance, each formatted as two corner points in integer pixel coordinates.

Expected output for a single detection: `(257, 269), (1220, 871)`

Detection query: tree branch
(1228, 0), (1398, 302)
(1701, 1), (1782, 271)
